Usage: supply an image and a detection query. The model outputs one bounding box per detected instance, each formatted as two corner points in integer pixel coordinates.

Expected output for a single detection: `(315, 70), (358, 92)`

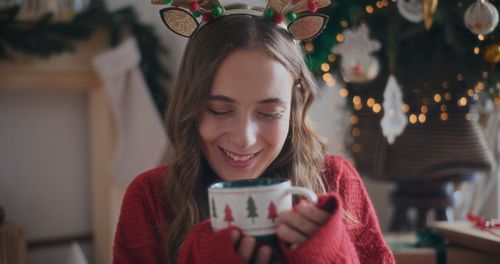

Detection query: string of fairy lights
(305, 0), (500, 131)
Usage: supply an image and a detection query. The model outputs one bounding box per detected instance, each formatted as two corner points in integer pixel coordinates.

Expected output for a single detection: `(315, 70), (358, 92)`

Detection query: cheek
(198, 114), (219, 144)
(260, 117), (290, 148)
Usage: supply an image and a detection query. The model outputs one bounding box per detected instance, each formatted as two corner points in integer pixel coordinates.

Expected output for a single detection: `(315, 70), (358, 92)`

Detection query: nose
(229, 115), (258, 149)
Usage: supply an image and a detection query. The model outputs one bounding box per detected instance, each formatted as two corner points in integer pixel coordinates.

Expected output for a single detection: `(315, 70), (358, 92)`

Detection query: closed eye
(208, 108), (232, 116)
(259, 111), (284, 120)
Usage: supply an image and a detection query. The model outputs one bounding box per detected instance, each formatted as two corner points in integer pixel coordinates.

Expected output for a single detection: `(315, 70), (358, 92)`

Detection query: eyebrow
(208, 95), (286, 104)
(207, 95), (235, 103)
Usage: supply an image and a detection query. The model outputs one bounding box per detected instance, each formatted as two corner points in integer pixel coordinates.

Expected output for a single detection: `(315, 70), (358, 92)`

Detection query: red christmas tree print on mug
(267, 201), (278, 223)
(224, 204), (234, 226)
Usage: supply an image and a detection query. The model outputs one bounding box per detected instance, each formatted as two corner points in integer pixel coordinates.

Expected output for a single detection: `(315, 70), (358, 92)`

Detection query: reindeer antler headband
(151, 0), (331, 40)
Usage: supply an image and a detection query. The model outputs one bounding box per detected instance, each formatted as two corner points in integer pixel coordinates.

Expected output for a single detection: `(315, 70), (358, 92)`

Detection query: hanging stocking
(93, 37), (167, 185)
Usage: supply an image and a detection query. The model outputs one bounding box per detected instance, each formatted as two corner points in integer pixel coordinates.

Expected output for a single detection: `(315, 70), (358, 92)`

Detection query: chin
(217, 169), (262, 182)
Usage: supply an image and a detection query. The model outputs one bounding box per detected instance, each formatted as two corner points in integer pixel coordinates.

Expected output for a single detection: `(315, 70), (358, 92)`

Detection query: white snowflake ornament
(332, 25), (381, 83)
(381, 75), (408, 144)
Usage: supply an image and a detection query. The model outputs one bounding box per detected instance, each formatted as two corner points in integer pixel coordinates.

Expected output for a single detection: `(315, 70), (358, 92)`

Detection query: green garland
(0, 1), (169, 116)
(308, 0), (499, 114)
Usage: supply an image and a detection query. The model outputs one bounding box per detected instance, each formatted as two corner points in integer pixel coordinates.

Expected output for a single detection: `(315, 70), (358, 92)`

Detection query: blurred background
(0, 0), (499, 263)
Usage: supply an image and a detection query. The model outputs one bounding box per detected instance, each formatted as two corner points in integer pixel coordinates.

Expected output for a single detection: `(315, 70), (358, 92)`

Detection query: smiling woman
(113, 1), (395, 263)
(160, 15), (329, 261)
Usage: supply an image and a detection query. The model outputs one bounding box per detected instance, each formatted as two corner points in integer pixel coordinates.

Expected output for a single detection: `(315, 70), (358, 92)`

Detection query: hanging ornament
(332, 24), (381, 83)
(339, 56), (380, 83)
(397, 0), (423, 23)
(381, 75), (408, 144)
(422, 0), (438, 30)
(464, 0), (499, 35)
(484, 43), (500, 64)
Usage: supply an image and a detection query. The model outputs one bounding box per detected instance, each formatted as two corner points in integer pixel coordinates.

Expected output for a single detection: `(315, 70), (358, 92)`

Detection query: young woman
(113, 9), (395, 264)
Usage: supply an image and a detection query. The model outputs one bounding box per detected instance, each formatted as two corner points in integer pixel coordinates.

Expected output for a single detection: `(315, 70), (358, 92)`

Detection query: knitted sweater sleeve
(178, 220), (245, 264)
(280, 156), (395, 264)
(279, 192), (358, 264)
(336, 157), (395, 264)
(113, 170), (165, 263)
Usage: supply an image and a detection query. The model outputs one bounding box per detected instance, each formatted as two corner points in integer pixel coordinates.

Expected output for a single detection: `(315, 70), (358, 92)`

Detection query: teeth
(223, 150), (255, 162)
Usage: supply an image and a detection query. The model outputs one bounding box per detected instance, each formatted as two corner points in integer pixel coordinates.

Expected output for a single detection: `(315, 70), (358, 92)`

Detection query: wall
(0, 89), (93, 263)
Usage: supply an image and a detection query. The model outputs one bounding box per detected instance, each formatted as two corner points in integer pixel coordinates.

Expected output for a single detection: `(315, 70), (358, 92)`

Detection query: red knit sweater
(113, 155), (395, 263)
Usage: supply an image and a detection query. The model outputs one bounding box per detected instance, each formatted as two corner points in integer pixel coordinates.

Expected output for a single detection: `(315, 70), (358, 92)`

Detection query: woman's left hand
(276, 202), (330, 247)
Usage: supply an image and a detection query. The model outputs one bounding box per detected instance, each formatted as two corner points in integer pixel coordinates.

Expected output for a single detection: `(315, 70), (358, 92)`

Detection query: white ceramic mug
(208, 178), (317, 239)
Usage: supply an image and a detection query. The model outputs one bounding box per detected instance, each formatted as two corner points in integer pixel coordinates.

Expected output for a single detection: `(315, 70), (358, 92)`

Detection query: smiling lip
(219, 147), (260, 169)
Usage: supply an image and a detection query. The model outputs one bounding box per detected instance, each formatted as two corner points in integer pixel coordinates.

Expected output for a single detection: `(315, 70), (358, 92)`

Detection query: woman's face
(198, 49), (294, 181)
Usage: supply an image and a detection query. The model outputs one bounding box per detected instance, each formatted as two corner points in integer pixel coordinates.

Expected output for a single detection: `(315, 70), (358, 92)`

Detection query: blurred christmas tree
(309, 0), (499, 112)
(307, 0), (499, 180)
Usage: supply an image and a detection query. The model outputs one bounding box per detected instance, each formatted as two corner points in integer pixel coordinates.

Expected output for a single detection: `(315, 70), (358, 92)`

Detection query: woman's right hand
(231, 230), (272, 264)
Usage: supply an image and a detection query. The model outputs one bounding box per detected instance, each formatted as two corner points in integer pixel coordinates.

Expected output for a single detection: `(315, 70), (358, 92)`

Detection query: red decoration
(474, 22), (483, 30)
(224, 204), (234, 226)
(267, 201), (278, 223)
(467, 213), (500, 238)
(202, 12), (213, 22)
(308, 0), (319, 12)
(273, 12), (284, 24)
(467, 213), (500, 228)
(189, 2), (200, 12)
(353, 64), (364, 76)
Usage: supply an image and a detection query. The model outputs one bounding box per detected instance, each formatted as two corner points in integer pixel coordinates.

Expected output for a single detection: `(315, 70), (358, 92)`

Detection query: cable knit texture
(113, 155), (395, 263)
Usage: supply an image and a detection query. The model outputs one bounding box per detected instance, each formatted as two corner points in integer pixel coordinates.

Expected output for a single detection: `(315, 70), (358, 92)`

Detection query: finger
(297, 203), (330, 225)
(237, 236), (256, 263)
(279, 210), (320, 237)
(255, 245), (272, 264)
(276, 223), (308, 245)
(231, 230), (241, 244)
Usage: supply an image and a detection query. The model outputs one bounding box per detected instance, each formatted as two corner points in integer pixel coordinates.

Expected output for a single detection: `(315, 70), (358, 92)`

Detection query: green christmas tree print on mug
(247, 196), (259, 223)
(211, 197), (217, 218)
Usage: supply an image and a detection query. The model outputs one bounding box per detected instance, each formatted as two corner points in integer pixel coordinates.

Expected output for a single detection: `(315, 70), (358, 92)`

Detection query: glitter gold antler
(153, 0), (331, 40)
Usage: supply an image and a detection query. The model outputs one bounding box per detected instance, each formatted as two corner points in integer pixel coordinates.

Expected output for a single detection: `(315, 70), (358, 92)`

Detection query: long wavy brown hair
(163, 15), (327, 262)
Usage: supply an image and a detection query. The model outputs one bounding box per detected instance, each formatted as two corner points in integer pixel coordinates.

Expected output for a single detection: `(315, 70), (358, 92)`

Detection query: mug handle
(285, 187), (318, 204)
